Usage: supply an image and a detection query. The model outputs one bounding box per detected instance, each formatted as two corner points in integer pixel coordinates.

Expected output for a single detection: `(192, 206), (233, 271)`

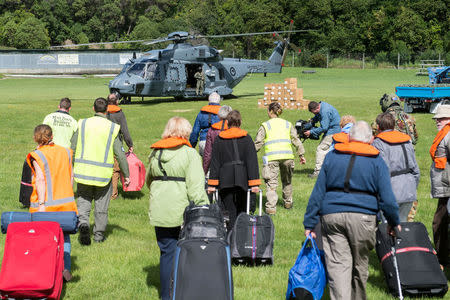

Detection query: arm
(253, 125), (266, 152)
(408, 142), (420, 186)
(113, 137), (130, 180)
(207, 138), (220, 192)
(32, 160), (46, 212)
(245, 136), (261, 189)
(310, 111), (329, 136)
(376, 159), (400, 227)
(119, 112), (134, 149)
(290, 125), (306, 163)
(303, 161), (327, 230)
(186, 150), (209, 205)
(189, 114), (201, 148)
(70, 129), (78, 153)
(203, 129), (213, 174)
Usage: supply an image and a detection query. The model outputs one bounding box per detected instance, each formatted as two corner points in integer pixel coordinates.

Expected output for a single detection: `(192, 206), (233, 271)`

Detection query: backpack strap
(152, 149), (186, 182)
(390, 143), (414, 177)
(221, 121), (225, 131)
(222, 138), (244, 167)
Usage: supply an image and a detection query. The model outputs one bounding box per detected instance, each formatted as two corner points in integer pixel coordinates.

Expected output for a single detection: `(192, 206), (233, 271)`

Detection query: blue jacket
(310, 102), (341, 138)
(189, 104), (221, 147)
(303, 146), (400, 230)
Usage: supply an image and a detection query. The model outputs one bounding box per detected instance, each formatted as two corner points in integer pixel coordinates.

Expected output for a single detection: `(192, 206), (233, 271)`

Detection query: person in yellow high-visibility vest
(254, 102), (306, 215)
(71, 97), (130, 245)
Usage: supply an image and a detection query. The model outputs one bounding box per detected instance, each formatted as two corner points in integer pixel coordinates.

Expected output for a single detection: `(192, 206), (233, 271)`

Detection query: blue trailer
(396, 66), (450, 113)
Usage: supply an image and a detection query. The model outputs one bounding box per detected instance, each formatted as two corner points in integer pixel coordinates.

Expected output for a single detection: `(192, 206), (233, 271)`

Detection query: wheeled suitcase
(0, 221), (64, 300)
(376, 222), (448, 298)
(179, 191), (227, 240)
(171, 238), (233, 300)
(120, 152), (146, 192)
(229, 189), (275, 265)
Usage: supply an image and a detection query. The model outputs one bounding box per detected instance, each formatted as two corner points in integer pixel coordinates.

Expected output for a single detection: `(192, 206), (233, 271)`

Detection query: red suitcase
(121, 152), (146, 192)
(0, 221), (64, 300)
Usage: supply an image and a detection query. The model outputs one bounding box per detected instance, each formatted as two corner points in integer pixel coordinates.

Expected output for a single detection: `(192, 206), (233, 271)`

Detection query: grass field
(0, 68), (449, 299)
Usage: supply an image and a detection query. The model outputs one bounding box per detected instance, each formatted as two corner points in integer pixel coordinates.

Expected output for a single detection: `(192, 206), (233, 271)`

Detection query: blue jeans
(155, 226), (180, 300)
(64, 233), (71, 271)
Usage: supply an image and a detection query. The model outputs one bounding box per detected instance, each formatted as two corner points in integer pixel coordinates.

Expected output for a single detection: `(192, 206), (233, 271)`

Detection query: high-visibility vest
(74, 116), (120, 187)
(262, 118), (294, 161)
(27, 144), (78, 213)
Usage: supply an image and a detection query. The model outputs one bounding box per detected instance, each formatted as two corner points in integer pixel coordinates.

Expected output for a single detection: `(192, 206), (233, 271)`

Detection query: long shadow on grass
(143, 264), (161, 298)
(119, 190), (145, 200)
(293, 168), (314, 175)
(104, 224), (128, 239)
(368, 250), (389, 293)
(120, 93), (262, 106)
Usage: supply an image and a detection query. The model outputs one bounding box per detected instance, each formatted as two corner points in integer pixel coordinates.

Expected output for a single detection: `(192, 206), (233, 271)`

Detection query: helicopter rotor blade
(196, 29), (315, 39)
(281, 20), (295, 65)
(50, 39), (149, 49)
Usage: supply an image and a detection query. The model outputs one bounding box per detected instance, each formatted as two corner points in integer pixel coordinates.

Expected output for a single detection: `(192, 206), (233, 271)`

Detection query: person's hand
(304, 229), (316, 239)
(128, 147), (134, 153)
(251, 186), (260, 193)
(299, 156), (306, 164)
(207, 186), (216, 194)
(387, 224), (402, 237)
(304, 130), (311, 137)
(38, 204), (46, 212)
(124, 177), (131, 186)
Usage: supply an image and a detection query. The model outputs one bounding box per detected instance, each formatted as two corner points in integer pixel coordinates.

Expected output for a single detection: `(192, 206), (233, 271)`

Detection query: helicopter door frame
(185, 63), (203, 90)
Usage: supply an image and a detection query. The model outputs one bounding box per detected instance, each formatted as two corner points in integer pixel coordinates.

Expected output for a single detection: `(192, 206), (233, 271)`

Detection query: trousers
(263, 159), (294, 209)
(155, 226), (180, 300)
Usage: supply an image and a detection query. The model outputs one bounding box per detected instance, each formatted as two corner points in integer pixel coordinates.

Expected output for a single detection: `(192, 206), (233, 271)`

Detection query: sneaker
(265, 208), (276, 215)
(308, 172), (319, 178)
(63, 269), (73, 282)
(284, 202), (293, 209)
(94, 235), (107, 243)
(78, 224), (91, 246)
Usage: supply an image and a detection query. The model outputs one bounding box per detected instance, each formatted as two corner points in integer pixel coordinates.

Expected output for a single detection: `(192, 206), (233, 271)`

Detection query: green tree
(14, 15), (50, 48)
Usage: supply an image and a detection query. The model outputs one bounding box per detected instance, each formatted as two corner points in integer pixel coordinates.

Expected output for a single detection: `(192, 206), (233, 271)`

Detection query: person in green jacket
(146, 116), (208, 300)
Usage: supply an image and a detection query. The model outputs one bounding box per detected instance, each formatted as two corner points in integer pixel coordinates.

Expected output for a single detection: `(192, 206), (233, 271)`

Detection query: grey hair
(349, 121), (372, 143)
(218, 105), (232, 120)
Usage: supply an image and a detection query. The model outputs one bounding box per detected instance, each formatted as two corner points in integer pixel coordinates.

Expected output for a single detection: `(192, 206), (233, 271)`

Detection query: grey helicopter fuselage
(109, 40), (284, 99)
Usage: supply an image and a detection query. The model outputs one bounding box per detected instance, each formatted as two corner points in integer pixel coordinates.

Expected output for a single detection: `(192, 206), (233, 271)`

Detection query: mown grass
(0, 68), (448, 299)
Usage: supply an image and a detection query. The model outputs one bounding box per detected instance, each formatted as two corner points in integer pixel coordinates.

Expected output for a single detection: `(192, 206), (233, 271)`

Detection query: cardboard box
(294, 88), (303, 100)
(264, 84), (271, 90)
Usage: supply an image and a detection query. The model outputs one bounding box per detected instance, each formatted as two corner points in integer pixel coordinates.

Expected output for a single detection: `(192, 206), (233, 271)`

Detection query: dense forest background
(0, 0), (448, 65)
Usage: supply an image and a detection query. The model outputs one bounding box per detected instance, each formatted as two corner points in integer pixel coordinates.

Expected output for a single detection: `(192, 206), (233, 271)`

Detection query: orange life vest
(430, 124), (450, 169)
(211, 120), (228, 131)
(335, 141), (379, 157)
(200, 105), (220, 114)
(107, 105), (121, 113)
(27, 144), (78, 213)
(332, 132), (349, 144)
(376, 130), (411, 144)
(151, 137), (192, 149)
(219, 127), (248, 139)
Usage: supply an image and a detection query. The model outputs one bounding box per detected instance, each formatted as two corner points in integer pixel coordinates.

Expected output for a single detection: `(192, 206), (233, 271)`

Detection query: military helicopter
(54, 23), (307, 102)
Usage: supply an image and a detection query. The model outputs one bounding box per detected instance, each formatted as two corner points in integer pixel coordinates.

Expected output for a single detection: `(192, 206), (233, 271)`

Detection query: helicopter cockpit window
(144, 63), (160, 80)
(127, 63), (146, 77)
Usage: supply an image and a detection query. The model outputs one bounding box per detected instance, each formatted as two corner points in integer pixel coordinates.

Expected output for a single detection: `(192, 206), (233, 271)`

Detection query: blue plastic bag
(286, 234), (327, 300)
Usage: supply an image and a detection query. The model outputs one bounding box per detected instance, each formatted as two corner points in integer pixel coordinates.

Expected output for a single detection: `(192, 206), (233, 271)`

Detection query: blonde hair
(340, 115), (356, 128)
(162, 117), (192, 139)
(34, 124), (53, 145)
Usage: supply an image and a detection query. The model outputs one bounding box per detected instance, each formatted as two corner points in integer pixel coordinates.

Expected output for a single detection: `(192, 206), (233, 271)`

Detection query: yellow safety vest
(74, 116), (120, 187)
(262, 118), (294, 161)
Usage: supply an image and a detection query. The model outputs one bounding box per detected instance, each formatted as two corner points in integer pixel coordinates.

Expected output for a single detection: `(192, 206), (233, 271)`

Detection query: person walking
(71, 97), (129, 245)
(194, 67), (205, 96)
(430, 105), (450, 269)
(106, 93), (134, 200)
(372, 112), (420, 222)
(146, 116), (208, 300)
(303, 121), (400, 300)
(43, 97), (78, 148)
(304, 101), (340, 177)
(189, 92), (221, 156)
(254, 102), (306, 215)
(27, 124), (78, 282)
(202, 105), (232, 174)
(207, 110), (261, 231)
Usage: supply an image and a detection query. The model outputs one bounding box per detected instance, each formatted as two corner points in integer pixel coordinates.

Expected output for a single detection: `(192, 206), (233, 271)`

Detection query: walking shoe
(265, 208), (276, 215)
(308, 172), (319, 178)
(78, 224), (91, 246)
(94, 235), (107, 243)
(63, 269), (73, 282)
(284, 202), (293, 209)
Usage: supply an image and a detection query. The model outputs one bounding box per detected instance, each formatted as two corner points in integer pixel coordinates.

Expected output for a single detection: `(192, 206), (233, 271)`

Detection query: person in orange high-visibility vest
(27, 124), (78, 282)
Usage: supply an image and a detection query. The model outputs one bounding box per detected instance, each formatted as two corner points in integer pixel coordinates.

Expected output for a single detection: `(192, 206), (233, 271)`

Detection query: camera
(295, 119), (319, 140)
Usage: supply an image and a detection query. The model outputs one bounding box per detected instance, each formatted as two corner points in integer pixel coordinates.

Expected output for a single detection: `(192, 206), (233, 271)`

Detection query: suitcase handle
(246, 189), (263, 216)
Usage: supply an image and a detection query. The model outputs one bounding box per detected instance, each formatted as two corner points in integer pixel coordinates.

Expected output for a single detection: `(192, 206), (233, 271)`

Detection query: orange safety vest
(376, 130), (410, 144)
(430, 124), (450, 169)
(332, 132), (349, 144)
(335, 141), (380, 156)
(27, 144), (78, 213)
(211, 120), (228, 131)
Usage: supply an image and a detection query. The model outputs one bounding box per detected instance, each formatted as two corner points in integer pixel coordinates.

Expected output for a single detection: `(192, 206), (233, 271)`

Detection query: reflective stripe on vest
(74, 117), (120, 186)
(27, 145), (77, 212)
(262, 118), (294, 161)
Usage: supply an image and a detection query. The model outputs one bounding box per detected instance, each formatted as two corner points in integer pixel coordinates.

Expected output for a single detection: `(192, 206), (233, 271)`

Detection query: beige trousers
(313, 134), (333, 174)
(263, 159), (294, 209)
(321, 213), (376, 300)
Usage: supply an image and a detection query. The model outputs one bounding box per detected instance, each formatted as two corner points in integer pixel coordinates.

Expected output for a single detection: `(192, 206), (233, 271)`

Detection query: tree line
(0, 0), (448, 64)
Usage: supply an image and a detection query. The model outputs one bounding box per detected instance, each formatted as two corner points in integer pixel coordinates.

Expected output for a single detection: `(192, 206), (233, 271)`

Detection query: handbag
(286, 234), (327, 300)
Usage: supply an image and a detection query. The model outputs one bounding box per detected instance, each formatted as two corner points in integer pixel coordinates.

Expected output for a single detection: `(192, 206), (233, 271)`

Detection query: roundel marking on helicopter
(229, 67), (236, 76)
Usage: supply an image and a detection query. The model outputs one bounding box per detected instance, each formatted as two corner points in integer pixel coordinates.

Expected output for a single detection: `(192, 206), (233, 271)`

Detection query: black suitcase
(19, 159), (32, 208)
(376, 222), (448, 298)
(179, 192), (227, 240)
(229, 189), (275, 265)
(171, 239), (233, 300)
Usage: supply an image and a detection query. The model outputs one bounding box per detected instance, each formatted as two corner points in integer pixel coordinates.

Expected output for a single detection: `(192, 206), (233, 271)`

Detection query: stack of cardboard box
(257, 78), (310, 110)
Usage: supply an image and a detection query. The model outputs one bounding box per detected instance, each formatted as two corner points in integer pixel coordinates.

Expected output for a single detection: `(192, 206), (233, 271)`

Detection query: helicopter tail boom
(268, 41), (286, 66)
